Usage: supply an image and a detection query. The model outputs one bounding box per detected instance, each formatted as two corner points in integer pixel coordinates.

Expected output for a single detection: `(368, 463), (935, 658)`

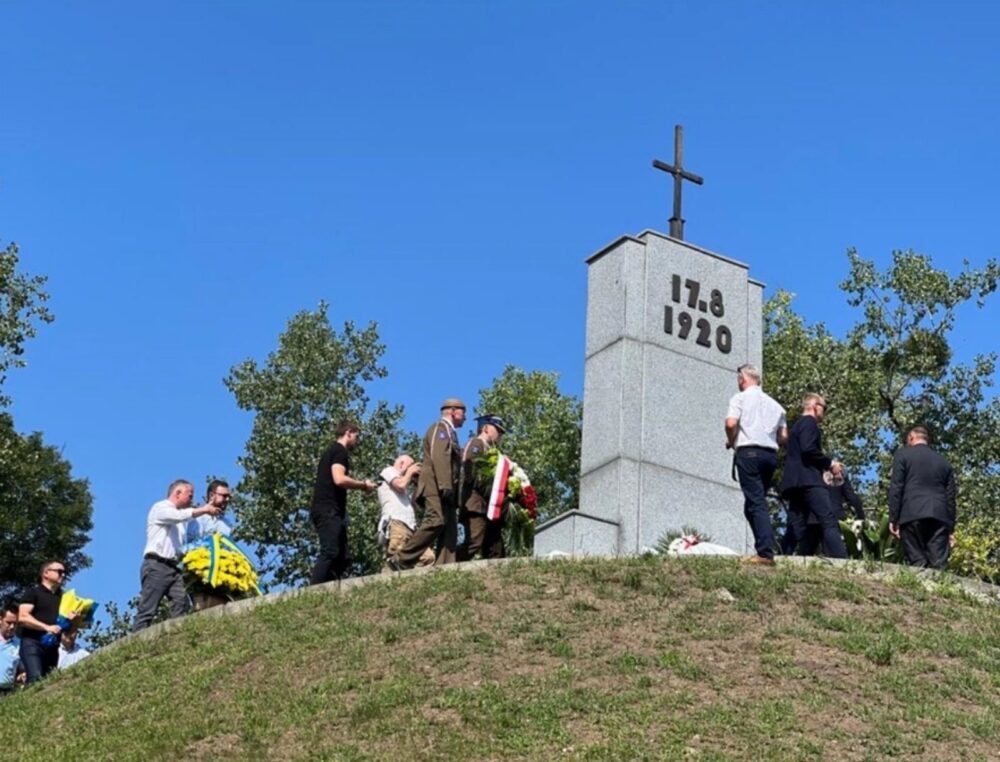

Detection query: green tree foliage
(0, 240), (93, 599)
(224, 304), (415, 587)
(0, 241), (53, 406)
(764, 249), (1000, 576)
(0, 412), (94, 600)
(474, 365), (582, 523)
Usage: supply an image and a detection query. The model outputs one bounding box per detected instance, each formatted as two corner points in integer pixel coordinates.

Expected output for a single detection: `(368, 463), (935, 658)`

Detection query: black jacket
(888, 443), (957, 529)
(779, 415), (832, 496)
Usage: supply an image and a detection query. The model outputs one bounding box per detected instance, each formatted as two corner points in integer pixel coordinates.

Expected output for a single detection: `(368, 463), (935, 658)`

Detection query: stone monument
(535, 127), (765, 557)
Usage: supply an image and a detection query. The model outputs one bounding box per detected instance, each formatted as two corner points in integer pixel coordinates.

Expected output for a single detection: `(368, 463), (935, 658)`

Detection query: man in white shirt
(377, 455), (434, 571)
(724, 364), (788, 565)
(132, 479), (221, 631)
(186, 479), (234, 543)
(57, 629), (90, 669)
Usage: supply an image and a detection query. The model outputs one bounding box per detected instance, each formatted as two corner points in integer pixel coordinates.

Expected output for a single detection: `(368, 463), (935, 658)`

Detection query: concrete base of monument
(534, 510), (753, 558)
(533, 510), (621, 556)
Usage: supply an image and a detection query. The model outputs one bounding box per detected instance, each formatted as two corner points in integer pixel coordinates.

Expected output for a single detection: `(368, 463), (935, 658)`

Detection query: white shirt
(58, 643), (90, 669)
(377, 465), (417, 530)
(143, 499), (197, 559)
(726, 385), (786, 450)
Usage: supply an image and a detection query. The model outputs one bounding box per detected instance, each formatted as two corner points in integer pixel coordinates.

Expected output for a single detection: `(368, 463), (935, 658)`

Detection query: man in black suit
(779, 393), (848, 558)
(888, 425), (957, 570)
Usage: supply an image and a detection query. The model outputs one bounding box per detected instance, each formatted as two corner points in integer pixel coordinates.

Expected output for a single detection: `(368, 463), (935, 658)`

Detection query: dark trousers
(900, 519), (950, 570)
(462, 512), (505, 561)
(310, 509), (351, 584)
(19, 638), (58, 685)
(133, 556), (188, 631)
(735, 447), (778, 559)
(785, 486), (847, 559)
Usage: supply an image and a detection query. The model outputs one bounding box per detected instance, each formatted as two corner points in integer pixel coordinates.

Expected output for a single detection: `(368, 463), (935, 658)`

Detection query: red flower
(522, 486), (538, 519)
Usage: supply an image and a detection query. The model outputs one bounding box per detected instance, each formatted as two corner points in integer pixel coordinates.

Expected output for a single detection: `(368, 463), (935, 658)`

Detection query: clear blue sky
(2, 2), (998, 622)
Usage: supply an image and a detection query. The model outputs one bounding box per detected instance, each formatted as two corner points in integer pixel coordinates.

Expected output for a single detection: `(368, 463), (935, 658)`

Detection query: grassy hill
(3, 557), (998, 761)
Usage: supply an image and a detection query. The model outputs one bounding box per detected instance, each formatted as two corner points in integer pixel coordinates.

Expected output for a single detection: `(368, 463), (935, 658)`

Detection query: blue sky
(2, 2), (998, 621)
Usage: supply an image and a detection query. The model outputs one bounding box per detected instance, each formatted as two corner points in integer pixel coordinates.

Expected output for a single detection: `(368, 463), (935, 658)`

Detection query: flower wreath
(181, 533), (262, 600)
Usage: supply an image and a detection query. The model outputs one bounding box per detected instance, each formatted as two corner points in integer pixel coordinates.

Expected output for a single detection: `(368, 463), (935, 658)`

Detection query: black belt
(736, 445), (777, 452)
(144, 553), (180, 568)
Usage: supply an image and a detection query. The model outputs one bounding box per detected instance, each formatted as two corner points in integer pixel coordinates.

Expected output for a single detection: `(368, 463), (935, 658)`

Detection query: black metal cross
(652, 125), (704, 240)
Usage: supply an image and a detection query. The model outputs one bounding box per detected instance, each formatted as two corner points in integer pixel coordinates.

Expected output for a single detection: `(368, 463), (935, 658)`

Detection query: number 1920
(664, 306), (732, 354)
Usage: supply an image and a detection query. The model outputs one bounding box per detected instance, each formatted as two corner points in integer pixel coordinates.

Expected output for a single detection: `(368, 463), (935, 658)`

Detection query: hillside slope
(3, 557), (998, 761)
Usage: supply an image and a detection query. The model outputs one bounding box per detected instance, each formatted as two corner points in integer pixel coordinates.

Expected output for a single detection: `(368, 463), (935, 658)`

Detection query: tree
(0, 240), (92, 599)
(764, 249), (1000, 527)
(0, 412), (94, 600)
(224, 304), (415, 587)
(474, 365), (582, 523)
(1, 241), (53, 406)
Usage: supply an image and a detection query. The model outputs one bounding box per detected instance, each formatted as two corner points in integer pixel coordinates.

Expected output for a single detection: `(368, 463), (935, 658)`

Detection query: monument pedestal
(536, 230), (764, 557)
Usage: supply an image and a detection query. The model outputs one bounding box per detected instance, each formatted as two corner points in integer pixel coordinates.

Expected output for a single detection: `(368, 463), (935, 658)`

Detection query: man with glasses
(725, 364), (788, 566)
(133, 479), (222, 631)
(187, 480), (234, 542)
(18, 561), (74, 683)
(388, 398), (466, 570)
(779, 393), (848, 558)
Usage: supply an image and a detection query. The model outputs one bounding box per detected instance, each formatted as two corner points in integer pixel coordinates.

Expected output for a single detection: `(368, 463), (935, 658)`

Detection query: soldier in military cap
(387, 398), (466, 569)
(459, 414), (507, 560)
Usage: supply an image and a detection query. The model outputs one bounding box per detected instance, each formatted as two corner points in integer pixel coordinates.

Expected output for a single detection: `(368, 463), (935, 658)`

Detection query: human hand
(831, 461), (844, 476)
(889, 522), (900, 539)
(364, 479), (377, 492)
(949, 533), (956, 548)
(725, 439), (732, 450)
(47, 624), (62, 635)
(409, 463), (422, 475)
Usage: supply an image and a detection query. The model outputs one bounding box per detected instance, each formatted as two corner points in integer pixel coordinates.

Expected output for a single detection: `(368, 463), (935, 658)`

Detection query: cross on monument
(652, 124), (704, 240)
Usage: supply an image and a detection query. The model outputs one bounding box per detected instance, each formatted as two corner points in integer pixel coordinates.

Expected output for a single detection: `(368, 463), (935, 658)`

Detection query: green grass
(3, 557), (999, 761)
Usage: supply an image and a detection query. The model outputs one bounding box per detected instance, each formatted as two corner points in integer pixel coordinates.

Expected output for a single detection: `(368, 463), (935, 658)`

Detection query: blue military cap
(475, 414), (507, 433)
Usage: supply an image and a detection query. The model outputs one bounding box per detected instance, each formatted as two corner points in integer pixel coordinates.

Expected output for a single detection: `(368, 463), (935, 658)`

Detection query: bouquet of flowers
(839, 512), (900, 562)
(474, 448), (538, 556)
(41, 589), (98, 647)
(181, 533), (262, 602)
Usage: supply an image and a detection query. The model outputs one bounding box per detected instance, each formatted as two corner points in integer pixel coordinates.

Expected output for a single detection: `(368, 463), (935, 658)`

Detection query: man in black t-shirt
(309, 420), (376, 584)
(18, 560), (75, 684)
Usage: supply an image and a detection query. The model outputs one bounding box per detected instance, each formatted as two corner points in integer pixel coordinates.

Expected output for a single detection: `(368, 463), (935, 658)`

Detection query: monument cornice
(585, 229), (766, 289)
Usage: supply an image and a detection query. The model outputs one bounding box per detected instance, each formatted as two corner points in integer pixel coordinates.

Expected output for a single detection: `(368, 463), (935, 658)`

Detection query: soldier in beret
(388, 398), (466, 569)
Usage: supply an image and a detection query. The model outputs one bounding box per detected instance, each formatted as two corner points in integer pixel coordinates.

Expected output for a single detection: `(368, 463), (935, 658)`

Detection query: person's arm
(945, 466), (957, 530)
(151, 503), (218, 525)
(430, 423), (454, 495)
(776, 425), (789, 447)
(724, 417), (739, 449)
(17, 603), (60, 636)
(724, 395), (741, 449)
(331, 464), (375, 491)
(888, 450), (905, 537)
(799, 420), (833, 471)
(389, 463), (419, 491)
(842, 475), (865, 520)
